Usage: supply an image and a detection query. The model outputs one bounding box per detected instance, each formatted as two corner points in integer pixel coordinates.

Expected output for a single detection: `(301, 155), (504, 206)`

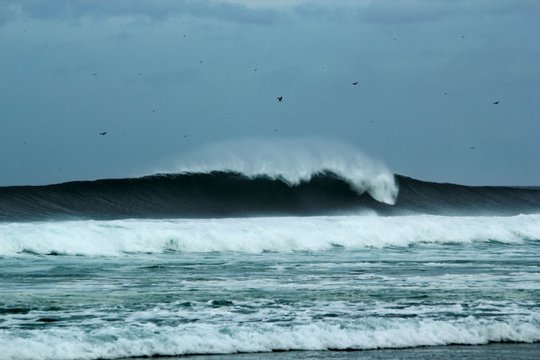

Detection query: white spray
(156, 138), (398, 205)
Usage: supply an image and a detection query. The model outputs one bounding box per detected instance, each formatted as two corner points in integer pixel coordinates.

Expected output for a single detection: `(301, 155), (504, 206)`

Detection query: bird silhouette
(277, 96), (283, 102)
(99, 132), (107, 136)
(352, 82), (358, 85)
(493, 101), (500, 105)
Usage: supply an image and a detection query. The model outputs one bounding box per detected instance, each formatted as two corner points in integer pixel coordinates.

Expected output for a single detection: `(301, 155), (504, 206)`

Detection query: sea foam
(1, 214), (539, 256)
(1, 316), (538, 359)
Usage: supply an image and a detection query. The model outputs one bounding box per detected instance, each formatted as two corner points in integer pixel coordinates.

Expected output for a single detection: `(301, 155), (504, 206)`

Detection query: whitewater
(1, 142), (540, 360)
(165, 138), (399, 204)
(1, 214), (539, 256)
(1, 227), (539, 359)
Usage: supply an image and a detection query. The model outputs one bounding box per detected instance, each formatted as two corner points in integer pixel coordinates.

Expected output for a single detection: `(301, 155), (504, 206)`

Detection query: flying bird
(352, 82), (358, 86)
(277, 96), (283, 102)
(99, 132), (107, 136)
(493, 101), (500, 105)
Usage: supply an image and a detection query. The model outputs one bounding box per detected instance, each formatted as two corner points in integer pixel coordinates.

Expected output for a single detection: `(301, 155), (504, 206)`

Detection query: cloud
(361, 0), (540, 24)
(361, 0), (449, 24)
(0, 2), (18, 27)
(294, 0), (540, 24)
(2, 0), (538, 28)
(0, 0), (287, 26)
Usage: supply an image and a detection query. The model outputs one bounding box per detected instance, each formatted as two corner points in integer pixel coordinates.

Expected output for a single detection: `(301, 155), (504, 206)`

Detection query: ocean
(1, 168), (539, 359)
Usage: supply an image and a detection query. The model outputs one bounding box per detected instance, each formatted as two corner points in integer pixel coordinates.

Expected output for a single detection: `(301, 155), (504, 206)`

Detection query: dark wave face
(395, 176), (540, 215)
(0, 171), (539, 221)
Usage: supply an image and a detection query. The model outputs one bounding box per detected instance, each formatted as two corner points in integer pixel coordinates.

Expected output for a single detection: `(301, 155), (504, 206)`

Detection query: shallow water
(165, 344), (540, 360)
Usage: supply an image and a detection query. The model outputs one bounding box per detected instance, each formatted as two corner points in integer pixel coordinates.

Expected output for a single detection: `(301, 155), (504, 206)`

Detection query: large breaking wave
(162, 139), (398, 204)
(0, 139), (539, 221)
(0, 172), (539, 221)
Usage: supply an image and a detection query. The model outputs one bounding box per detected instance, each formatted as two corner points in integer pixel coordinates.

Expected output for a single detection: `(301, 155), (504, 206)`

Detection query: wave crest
(160, 138), (398, 205)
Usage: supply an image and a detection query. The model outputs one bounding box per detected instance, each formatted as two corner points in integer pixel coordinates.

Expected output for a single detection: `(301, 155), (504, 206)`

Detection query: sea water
(1, 214), (539, 359)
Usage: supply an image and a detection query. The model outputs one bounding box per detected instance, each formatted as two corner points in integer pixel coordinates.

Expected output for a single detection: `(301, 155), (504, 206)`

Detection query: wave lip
(164, 138), (399, 205)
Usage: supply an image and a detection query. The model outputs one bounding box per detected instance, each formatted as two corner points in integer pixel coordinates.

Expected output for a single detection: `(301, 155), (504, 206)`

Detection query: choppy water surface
(1, 217), (539, 359)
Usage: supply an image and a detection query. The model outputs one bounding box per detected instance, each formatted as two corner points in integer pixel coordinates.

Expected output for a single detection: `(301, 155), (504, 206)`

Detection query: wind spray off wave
(165, 138), (399, 205)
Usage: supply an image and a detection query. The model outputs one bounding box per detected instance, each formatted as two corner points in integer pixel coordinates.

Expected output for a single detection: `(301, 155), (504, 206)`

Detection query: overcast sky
(1, 0), (539, 186)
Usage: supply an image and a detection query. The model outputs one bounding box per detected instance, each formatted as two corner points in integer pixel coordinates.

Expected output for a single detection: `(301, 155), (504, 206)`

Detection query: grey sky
(1, 0), (539, 186)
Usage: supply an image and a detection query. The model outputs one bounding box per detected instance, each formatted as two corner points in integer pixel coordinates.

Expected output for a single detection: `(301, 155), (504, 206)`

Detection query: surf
(1, 317), (538, 359)
(1, 214), (539, 256)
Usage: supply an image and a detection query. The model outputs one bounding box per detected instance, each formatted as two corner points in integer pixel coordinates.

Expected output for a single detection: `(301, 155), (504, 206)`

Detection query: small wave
(1, 317), (538, 359)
